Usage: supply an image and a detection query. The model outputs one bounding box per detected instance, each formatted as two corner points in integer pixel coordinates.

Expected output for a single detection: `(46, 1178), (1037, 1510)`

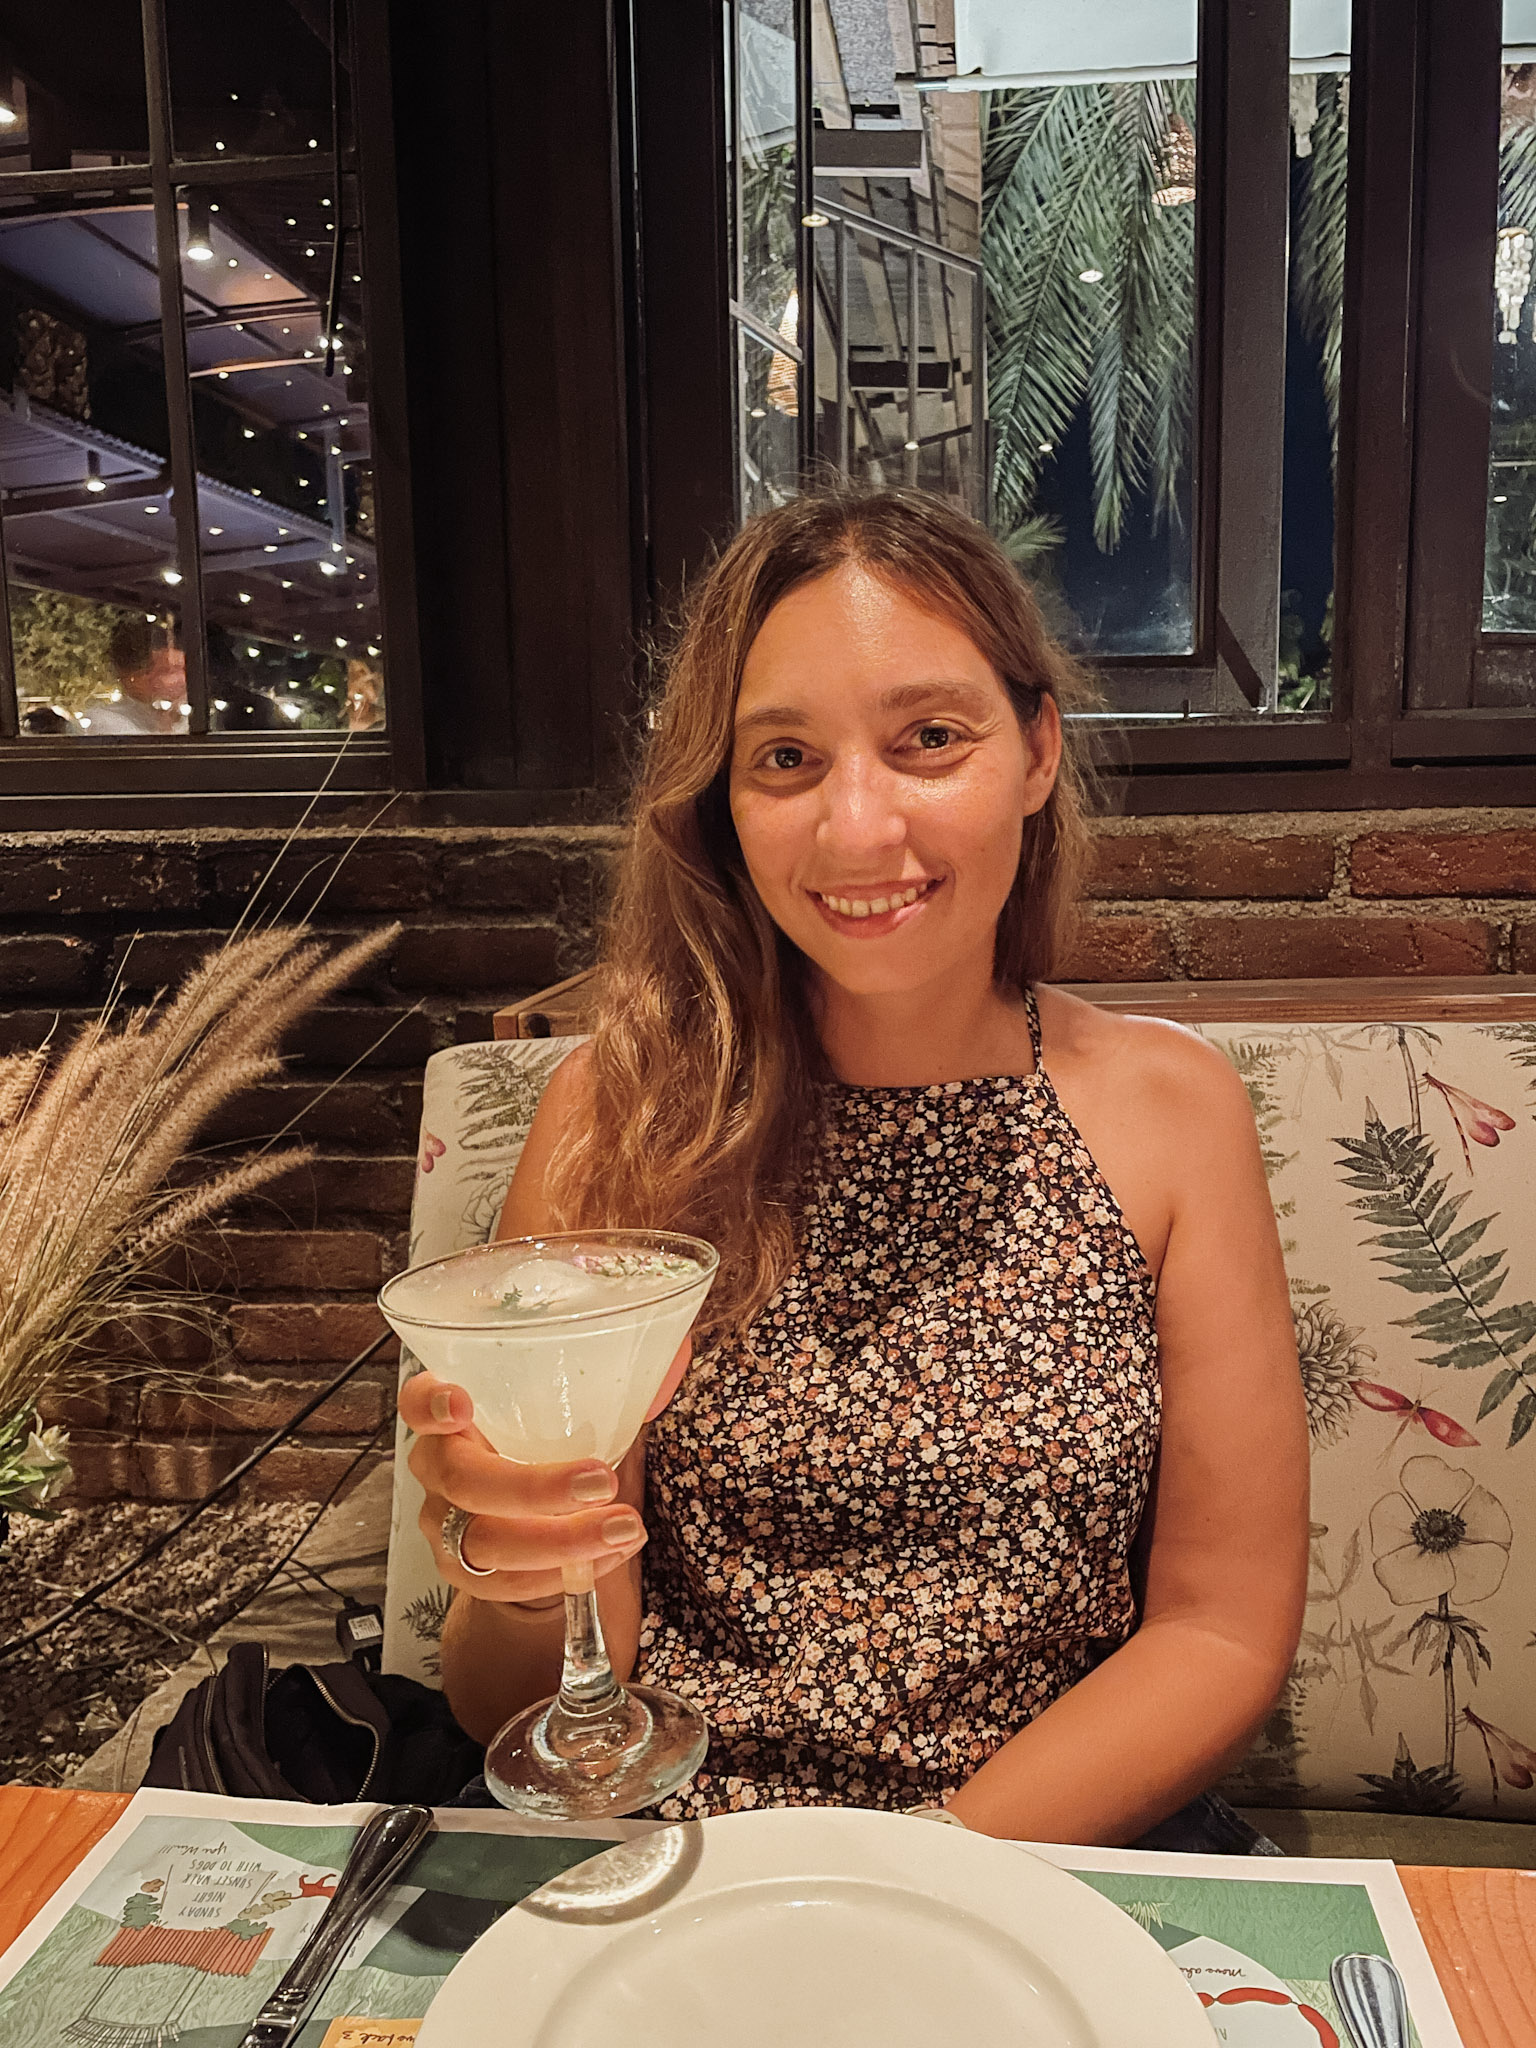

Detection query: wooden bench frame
(495, 970), (1536, 1038)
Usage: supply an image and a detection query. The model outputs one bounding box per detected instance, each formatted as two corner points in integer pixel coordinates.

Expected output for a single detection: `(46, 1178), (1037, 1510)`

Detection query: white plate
(418, 1807), (1214, 2048)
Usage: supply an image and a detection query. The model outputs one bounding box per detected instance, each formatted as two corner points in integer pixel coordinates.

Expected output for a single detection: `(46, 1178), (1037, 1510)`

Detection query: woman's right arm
(401, 1045), (664, 1745)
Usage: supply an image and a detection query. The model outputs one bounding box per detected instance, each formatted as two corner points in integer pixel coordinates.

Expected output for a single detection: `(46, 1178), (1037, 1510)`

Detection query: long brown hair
(545, 486), (1101, 1337)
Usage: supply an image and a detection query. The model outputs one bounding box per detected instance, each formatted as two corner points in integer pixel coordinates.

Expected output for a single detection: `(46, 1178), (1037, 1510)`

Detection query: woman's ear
(1021, 692), (1063, 816)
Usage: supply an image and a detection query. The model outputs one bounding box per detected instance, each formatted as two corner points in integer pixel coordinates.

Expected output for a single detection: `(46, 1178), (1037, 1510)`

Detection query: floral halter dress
(635, 985), (1162, 1818)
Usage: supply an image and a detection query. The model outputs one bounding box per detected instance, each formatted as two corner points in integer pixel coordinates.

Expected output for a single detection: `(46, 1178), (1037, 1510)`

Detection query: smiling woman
(406, 485), (1308, 1849)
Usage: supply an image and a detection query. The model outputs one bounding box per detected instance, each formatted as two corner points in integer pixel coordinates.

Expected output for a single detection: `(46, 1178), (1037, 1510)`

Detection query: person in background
(80, 616), (188, 734)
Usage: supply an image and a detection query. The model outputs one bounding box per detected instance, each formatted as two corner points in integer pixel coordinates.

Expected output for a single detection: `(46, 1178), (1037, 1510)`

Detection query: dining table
(0, 1784), (1532, 2046)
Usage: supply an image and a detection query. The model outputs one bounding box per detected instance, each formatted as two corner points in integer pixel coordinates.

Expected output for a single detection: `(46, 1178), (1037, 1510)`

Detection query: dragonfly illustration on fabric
(1421, 1072), (1517, 1174)
(1349, 1379), (1480, 1451)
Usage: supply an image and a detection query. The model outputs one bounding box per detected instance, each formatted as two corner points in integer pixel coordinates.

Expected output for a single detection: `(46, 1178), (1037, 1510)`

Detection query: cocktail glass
(380, 1229), (718, 1820)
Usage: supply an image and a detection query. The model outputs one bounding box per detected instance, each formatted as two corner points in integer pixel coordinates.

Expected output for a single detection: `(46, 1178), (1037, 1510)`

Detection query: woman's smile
(809, 874), (944, 934)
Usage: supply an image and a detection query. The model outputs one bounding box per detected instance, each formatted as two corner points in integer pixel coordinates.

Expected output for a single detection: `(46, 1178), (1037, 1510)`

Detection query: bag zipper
(305, 1668), (384, 1799)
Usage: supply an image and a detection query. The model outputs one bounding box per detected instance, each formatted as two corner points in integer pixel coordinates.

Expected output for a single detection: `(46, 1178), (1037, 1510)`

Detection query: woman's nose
(814, 751), (906, 857)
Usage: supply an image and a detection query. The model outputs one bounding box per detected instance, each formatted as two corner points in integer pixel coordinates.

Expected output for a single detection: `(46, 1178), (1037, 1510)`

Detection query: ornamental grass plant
(0, 920), (398, 1519)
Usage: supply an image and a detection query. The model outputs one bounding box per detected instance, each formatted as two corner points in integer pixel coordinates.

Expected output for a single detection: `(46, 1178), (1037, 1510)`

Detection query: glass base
(482, 1683), (709, 1821)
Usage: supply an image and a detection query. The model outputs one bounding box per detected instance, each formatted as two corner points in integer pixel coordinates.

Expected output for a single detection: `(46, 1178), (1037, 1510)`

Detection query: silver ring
(441, 1503), (497, 1578)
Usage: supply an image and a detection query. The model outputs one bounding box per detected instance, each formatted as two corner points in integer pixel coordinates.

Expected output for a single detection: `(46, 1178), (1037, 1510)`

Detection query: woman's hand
(400, 1335), (693, 1604)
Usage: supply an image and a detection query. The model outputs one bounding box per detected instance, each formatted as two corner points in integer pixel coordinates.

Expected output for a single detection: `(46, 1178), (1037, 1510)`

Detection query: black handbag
(143, 1641), (485, 1804)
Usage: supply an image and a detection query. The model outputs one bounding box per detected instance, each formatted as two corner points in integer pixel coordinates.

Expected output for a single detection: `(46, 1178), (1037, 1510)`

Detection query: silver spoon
(1330, 1952), (1411, 2048)
(238, 1803), (433, 2048)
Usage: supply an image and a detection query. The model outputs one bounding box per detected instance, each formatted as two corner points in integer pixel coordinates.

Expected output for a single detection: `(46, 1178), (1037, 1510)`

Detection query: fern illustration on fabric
(448, 1041), (572, 1243)
(1335, 1109), (1536, 1447)
(401, 1584), (452, 1679)
(1224, 1039), (1298, 1181)
(1487, 1023), (1536, 1114)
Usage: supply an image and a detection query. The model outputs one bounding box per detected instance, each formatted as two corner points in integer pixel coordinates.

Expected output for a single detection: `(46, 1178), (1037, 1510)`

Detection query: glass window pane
(1280, 62), (1349, 712)
(982, 73), (1198, 655)
(166, 0), (341, 161)
(182, 176), (383, 731)
(1484, 43), (1536, 643)
(0, 193), (189, 736)
(0, 6), (149, 172)
(736, 0), (798, 333)
(739, 327), (799, 518)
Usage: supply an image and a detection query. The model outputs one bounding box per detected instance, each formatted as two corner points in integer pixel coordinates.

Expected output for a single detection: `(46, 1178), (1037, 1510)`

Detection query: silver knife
(238, 1803), (434, 2048)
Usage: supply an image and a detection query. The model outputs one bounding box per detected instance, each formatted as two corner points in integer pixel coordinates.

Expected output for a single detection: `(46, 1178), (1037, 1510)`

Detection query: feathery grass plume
(0, 921), (399, 1514)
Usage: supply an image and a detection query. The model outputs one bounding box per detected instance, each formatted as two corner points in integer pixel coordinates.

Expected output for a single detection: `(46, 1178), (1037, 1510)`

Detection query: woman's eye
(916, 724), (954, 750)
(768, 744), (805, 771)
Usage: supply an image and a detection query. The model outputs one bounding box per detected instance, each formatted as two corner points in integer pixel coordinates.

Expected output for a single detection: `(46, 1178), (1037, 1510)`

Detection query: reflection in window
(0, 0), (382, 741)
(1486, 55), (1536, 639)
(1280, 66), (1349, 711)
(727, 0), (801, 517)
(183, 178), (384, 731)
(982, 77), (1199, 657)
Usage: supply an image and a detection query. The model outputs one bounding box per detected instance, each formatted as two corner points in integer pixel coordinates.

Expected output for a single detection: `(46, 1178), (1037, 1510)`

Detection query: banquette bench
(384, 972), (1536, 1865)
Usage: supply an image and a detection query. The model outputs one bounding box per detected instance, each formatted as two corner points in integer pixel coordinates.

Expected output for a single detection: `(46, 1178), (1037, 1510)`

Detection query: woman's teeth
(819, 883), (927, 918)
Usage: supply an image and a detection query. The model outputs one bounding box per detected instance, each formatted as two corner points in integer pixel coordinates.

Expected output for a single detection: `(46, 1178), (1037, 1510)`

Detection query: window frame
(0, 0), (421, 800)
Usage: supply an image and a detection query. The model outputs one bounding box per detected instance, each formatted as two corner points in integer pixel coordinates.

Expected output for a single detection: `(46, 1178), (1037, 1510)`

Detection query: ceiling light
(184, 188), (215, 262)
(251, 487), (262, 495)
(217, 370), (229, 380)
(161, 568), (183, 585)
(238, 591), (252, 603)
(227, 257), (238, 268)
(85, 452), (106, 493)
(305, 246), (316, 257)
(335, 636), (347, 648)
(319, 560), (340, 575)
(208, 525), (223, 535)
(278, 526), (289, 535)
(177, 702), (190, 715)
(213, 698), (228, 710)
(143, 504), (159, 514)
(288, 678), (301, 687)
(1038, 441), (1054, 453)
(297, 431), (307, 440)
(309, 137), (318, 148)
(801, 211), (830, 228)
(281, 579), (293, 588)
(321, 197), (332, 207)
(0, 100), (17, 128)
(1078, 267), (1104, 283)
(264, 543), (278, 552)
(282, 701), (302, 720)
(366, 644), (380, 657)
(214, 140), (225, 152)
(245, 645), (259, 657)
(242, 427), (255, 439)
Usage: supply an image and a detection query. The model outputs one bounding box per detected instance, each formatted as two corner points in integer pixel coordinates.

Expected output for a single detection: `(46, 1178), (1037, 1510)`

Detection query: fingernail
(602, 1513), (642, 1547)
(571, 1467), (617, 1504)
(430, 1390), (454, 1425)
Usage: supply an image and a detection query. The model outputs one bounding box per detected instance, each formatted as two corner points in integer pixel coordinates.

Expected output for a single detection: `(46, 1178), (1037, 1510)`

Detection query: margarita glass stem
(552, 1558), (625, 1730)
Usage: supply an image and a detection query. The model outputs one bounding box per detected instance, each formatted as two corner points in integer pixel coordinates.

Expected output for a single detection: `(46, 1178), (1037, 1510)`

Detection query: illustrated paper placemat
(0, 1790), (656, 2047)
(0, 1792), (1465, 2046)
(1031, 1842), (1464, 2046)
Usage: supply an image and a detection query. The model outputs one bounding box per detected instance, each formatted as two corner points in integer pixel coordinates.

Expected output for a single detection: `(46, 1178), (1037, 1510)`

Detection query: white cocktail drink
(382, 1243), (711, 1468)
(380, 1230), (718, 1821)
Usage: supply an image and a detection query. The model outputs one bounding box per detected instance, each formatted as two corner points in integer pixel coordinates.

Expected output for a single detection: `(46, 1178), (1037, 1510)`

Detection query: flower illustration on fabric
(418, 1130), (446, 1175)
(1421, 1071), (1516, 1174)
(1293, 1301), (1374, 1443)
(1462, 1705), (1536, 1795)
(1369, 1454), (1512, 1606)
(1350, 1379), (1479, 1451)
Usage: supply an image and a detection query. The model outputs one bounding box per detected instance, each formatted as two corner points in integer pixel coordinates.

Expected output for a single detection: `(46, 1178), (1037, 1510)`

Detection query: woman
(401, 488), (1308, 1846)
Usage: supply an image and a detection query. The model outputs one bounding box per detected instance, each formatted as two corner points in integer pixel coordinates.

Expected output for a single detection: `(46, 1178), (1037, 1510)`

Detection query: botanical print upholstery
(384, 1017), (1536, 1825)
(383, 1038), (582, 1685)
(1208, 1019), (1536, 1824)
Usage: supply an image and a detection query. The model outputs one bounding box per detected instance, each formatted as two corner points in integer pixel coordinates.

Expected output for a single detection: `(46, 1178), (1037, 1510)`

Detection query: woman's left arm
(945, 1033), (1309, 1844)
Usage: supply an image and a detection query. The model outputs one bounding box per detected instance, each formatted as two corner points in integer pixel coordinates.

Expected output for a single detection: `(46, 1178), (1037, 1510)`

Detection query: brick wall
(0, 824), (620, 1505)
(3, 805), (1533, 1505)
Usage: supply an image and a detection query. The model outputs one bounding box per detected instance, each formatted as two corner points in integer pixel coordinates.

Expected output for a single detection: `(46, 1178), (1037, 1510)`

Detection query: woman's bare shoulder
(498, 1039), (596, 1237)
(1037, 984), (1251, 1121)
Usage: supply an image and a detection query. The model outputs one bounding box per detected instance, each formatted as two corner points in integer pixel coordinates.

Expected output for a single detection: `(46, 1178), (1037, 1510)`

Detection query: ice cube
(480, 1257), (610, 1318)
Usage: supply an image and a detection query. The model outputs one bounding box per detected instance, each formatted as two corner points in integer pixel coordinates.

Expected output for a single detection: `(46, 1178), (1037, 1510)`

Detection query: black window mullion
(141, 0), (209, 737)
(794, 0), (814, 476)
(1207, 0), (1291, 712)
(1333, 0), (1425, 773)
(0, 521), (16, 739)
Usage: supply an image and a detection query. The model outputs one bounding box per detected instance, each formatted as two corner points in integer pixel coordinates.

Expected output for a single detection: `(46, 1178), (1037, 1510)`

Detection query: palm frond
(1291, 75), (1349, 462)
